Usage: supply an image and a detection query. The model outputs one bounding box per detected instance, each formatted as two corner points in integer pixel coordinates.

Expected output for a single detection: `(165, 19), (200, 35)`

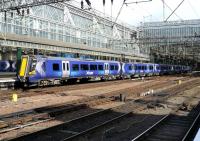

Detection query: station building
(138, 19), (200, 67)
(0, 1), (149, 64)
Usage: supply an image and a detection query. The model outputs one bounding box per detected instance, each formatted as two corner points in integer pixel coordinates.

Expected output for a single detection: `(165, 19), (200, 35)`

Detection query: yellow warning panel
(12, 94), (18, 102)
(19, 57), (28, 77)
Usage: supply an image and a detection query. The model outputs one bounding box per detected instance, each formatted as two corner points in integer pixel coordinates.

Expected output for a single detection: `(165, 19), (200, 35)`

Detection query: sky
(73, 0), (200, 26)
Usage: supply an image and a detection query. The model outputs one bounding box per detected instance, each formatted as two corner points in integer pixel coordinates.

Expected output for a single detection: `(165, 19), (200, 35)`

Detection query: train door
(153, 64), (156, 75)
(104, 63), (109, 75)
(62, 61), (70, 78)
(132, 64), (135, 75)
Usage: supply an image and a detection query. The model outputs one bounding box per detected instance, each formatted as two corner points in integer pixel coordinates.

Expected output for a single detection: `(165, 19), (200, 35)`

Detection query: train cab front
(18, 55), (37, 85)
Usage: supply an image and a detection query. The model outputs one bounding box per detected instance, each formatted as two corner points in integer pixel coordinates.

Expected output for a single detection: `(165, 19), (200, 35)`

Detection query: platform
(0, 77), (18, 90)
(0, 72), (16, 78)
(194, 128), (200, 141)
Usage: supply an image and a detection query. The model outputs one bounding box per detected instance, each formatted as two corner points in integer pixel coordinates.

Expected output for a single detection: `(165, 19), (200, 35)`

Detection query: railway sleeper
(145, 138), (168, 141)
(157, 126), (188, 133)
(165, 121), (191, 127)
(58, 130), (79, 135)
(147, 135), (180, 141)
(0, 121), (8, 129)
(161, 124), (191, 131)
(153, 131), (186, 138)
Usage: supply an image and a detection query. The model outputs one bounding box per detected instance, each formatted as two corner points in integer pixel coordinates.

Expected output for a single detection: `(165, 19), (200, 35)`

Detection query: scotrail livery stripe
(19, 57), (28, 77)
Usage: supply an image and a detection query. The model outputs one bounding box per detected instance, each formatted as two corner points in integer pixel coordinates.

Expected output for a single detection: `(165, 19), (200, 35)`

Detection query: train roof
(36, 56), (120, 63)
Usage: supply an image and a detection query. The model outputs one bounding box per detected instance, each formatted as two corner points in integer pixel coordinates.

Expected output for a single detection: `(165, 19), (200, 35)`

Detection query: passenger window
(98, 65), (103, 70)
(105, 64), (108, 70)
(106, 64), (109, 70)
(81, 64), (89, 70)
(63, 63), (66, 71)
(115, 65), (118, 70)
(72, 64), (79, 71)
(111, 65), (115, 70)
(66, 63), (69, 71)
(42, 62), (46, 72)
(129, 66), (132, 70)
(90, 65), (97, 70)
(53, 63), (59, 71)
(135, 66), (138, 70)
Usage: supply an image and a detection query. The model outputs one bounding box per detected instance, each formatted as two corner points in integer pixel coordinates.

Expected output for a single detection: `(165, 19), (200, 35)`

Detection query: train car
(154, 64), (160, 75)
(182, 65), (190, 73)
(0, 60), (16, 72)
(185, 66), (191, 73)
(121, 63), (135, 78)
(170, 65), (176, 74)
(159, 64), (168, 75)
(174, 65), (181, 74)
(18, 55), (121, 86)
(134, 63), (148, 77)
(18, 55), (192, 87)
(146, 63), (154, 76)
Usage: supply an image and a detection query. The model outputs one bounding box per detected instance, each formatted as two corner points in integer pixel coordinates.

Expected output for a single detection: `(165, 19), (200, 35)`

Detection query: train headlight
(29, 70), (36, 75)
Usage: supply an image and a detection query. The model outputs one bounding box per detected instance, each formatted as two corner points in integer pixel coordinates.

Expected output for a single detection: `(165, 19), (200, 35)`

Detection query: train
(18, 55), (191, 86)
(0, 60), (16, 72)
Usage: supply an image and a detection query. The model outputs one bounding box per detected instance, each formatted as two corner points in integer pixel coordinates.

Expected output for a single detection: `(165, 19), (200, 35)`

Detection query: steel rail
(182, 103), (200, 141)
(5, 77), (200, 141)
(8, 108), (115, 141)
(0, 103), (87, 133)
(132, 102), (200, 141)
(131, 114), (169, 141)
(63, 112), (131, 141)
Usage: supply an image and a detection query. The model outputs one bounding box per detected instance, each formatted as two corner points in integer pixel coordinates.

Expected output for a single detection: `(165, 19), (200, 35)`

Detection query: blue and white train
(0, 60), (16, 72)
(18, 55), (191, 86)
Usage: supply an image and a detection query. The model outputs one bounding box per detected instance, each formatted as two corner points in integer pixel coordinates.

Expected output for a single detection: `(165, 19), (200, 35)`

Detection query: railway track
(9, 108), (132, 141)
(0, 76), (198, 140)
(0, 76), (190, 130)
(0, 104), (87, 133)
(6, 78), (200, 141)
(132, 103), (200, 141)
(0, 72), (16, 78)
(0, 96), (114, 134)
(0, 79), (132, 101)
(0, 75), (187, 101)
(144, 78), (200, 103)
